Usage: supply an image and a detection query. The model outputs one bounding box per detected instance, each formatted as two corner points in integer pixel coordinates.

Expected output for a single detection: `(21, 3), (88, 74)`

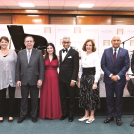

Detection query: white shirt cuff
(71, 80), (76, 82)
(116, 75), (120, 80)
(109, 74), (113, 78)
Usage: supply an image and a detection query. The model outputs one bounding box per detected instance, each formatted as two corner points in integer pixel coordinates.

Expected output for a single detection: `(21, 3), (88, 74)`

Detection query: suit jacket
(101, 47), (129, 85)
(59, 47), (79, 83)
(16, 48), (44, 85)
(131, 51), (134, 73)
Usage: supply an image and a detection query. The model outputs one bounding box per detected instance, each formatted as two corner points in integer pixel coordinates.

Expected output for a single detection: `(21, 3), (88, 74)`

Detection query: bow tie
(62, 49), (68, 53)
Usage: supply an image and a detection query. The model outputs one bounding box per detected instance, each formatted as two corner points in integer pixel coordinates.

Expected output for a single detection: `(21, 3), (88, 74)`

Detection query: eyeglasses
(112, 40), (120, 42)
(25, 41), (33, 43)
(62, 42), (70, 44)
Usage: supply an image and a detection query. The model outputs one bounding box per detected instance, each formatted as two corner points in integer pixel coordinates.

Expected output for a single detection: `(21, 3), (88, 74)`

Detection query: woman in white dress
(78, 39), (101, 124)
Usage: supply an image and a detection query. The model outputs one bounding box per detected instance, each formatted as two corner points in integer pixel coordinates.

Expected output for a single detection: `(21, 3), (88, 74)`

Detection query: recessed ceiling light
(79, 4), (94, 8)
(18, 3), (35, 7)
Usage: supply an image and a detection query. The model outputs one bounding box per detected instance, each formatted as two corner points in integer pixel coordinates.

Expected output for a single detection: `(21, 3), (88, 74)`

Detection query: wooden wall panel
(76, 16), (112, 25)
(0, 15), (12, 24)
(12, 15), (49, 24)
(50, 15), (76, 25)
(112, 16), (134, 25)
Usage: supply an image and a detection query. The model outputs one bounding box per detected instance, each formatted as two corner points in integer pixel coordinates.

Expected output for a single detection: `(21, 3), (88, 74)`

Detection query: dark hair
(45, 43), (57, 60)
(0, 36), (9, 42)
(24, 35), (35, 42)
(82, 39), (96, 52)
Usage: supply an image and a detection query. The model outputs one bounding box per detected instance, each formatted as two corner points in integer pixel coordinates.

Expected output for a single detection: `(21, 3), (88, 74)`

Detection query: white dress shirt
(79, 52), (101, 83)
(26, 49), (32, 63)
(62, 47), (70, 61)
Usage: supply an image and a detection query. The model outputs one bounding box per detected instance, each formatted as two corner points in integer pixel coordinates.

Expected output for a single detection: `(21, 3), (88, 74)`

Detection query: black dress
(79, 67), (101, 111)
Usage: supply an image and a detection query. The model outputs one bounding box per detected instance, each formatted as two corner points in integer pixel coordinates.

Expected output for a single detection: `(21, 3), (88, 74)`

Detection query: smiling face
(24, 37), (34, 50)
(47, 45), (54, 54)
(86, 41), (92, 53)
(0, 39), (9, 49)
(62, 38), (71, 49)
(111, 36), (121, 49)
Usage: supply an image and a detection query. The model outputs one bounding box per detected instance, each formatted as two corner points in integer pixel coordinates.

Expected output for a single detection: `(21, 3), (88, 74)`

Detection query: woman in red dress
(39, 43), (62, 119)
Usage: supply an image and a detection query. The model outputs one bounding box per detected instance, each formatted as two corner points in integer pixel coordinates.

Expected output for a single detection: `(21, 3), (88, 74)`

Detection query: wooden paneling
(11, 10), (49, 14)
(12, 15), (49, 24)
(50, 15), (76, 25)
(112, 16), (134, 25)
(0, 15), (12, 24)
(76, 16), (112, 25)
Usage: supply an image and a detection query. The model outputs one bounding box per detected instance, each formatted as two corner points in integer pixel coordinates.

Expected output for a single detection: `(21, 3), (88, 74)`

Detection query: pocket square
(68, 56), (72, 58)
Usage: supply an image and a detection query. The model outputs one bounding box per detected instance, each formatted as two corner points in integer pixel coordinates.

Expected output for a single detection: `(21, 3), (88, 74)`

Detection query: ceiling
(0, 0), (134, 11)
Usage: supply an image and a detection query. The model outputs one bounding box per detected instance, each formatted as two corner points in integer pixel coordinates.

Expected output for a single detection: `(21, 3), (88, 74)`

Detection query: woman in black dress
(78, 39), (101, 123)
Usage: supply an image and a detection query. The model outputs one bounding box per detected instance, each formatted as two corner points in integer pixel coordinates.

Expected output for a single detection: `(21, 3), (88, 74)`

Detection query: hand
(37, 80), (43, 88)
(111, 75), (118, 82)
(70, 81), (75, 87)
(92, 83), (97, 90)
(17, 81), (21, 88)
(77, 81), (80, 88)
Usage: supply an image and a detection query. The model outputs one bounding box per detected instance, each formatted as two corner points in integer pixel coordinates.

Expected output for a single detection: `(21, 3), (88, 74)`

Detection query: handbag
(127, 79), (134, 96)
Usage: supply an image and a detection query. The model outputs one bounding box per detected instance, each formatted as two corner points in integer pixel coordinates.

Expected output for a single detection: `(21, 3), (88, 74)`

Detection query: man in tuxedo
(16, 36), (44, 123)
(59, 36), (79, 122)
(101, 36), (129, 126)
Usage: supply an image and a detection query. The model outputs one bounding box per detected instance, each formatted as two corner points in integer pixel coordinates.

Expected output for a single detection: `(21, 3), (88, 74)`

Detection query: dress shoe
(116, 119), (122, 126)
(0, 118), (4, 123)
(104, 117), (114, 123)
(78, 117), (89, 121)
(60, 114), (68, 120)
(86, 118), (95, 124)
(32, 116), (38, 123)
(17, 117), (26, 123)
(130, 119), (134, 127)
(8, 117), (14, 122)
(68, 116), (73, 122)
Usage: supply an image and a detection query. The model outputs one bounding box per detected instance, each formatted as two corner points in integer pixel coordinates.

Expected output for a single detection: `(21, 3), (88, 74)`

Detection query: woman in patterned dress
(77, 39), (101, 124)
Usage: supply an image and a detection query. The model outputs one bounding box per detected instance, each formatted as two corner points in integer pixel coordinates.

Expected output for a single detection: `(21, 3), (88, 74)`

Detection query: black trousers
(20, 84), (39, 118)
(0, 86), (15, 117)
(59, 82), (76, 116)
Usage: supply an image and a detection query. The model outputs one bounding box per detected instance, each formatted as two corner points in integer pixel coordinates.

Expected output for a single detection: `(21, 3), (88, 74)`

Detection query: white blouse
(79, 52), (101, 83)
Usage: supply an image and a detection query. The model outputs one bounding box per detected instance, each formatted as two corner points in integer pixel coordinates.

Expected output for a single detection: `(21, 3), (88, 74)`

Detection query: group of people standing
(0, 35), (133, 126)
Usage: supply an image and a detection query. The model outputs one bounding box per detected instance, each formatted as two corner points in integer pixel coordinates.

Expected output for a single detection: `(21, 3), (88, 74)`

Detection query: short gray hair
(63, 36), (71, 42)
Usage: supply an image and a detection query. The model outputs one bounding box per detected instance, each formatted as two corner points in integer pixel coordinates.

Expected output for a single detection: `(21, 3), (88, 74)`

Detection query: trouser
(59, 82), (76, 116)
(105, 82), (125, 119)
(0, 86), (15, 117)
(20, 84), (39, 118)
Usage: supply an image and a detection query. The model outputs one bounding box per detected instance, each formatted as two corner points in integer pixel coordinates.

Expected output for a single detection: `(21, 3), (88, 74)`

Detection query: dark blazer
(16, 48), (44, 85)
(131, 51), (134, 73)
(101, 47), (129, 85)
(59, 47), (79, 83)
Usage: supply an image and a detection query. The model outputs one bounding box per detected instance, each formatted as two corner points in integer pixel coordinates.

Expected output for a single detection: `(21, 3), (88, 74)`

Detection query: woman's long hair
(45, 43), (57, 60)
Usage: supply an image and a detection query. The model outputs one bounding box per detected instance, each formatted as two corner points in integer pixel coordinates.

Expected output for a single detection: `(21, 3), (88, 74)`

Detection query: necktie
(62, 49), (68, 53)
(113, 49), (116, 63)
(27, 50), (30, 63)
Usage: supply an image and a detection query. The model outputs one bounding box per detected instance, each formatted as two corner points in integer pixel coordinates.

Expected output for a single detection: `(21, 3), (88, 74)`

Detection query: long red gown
(39, 58), (62, 119)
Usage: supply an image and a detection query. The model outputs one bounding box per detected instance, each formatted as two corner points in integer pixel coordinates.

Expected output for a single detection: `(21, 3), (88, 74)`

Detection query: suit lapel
(109, 47), (114, 64)
(24, 49), (28, 65)
(62, 47), (72, 63)
(60, 49), (63, 64)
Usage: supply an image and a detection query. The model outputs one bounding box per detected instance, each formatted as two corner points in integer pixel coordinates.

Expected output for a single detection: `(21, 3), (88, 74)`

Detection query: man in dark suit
(59, 36), (79, 122)
(16, 35), (44, 123)
(101, 36), (129, 126)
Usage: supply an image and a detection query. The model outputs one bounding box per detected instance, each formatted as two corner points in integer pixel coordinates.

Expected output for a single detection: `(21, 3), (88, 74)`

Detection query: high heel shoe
(78, 117), (89, 121)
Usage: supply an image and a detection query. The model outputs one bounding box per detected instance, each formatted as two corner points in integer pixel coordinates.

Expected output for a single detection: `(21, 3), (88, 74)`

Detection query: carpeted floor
(0, 115), (134, 134)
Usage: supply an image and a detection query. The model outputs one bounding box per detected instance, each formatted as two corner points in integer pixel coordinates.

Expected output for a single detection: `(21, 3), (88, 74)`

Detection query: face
(62, 38), (71, 49)
(111, 36), (121, 49)
(0, 39), (8, 49)
(24, 37), (34, 50)
(86, 41), (92, 52)
(47, 45), (54, 54)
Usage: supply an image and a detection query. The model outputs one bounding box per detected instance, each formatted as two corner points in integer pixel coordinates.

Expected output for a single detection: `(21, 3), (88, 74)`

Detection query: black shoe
(68, 116), (73, 122)
(130, 119), (134, 127)
(60, 114), (68, 120)
(0, 117), (4, 123)
(17, 117), (26, 123)
(8, 117), (14, 122)
(116, 119), (122, 126)
(104, 117), (114, 123)
(32, 116), (37, 123)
